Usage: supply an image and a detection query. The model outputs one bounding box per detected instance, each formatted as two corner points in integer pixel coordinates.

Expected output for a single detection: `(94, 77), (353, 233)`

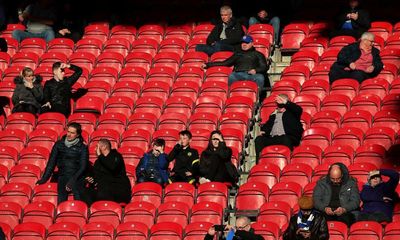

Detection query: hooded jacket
(206, 17), (244, 50)
(313, 163), (360, 213)
(283, 210), (329, 240)
(332, 41), (383, 77)
(360, 169), (399, 220)
(337, 5), (371, 34)
(199, 141), (233, 184)
(12, 75), (43, 110)
(205, 47), (268, 74)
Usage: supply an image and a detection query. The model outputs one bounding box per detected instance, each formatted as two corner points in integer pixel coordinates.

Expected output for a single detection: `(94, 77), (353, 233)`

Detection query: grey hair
(236, 216), (251, 225)
(220, 5), (232, 14)
(98, 138), (112, 150)
(278, 94), (289, 100)
(361, 32), (375, 41)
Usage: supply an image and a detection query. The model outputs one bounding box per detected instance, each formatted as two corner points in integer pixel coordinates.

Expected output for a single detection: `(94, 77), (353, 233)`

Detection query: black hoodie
(12, 75), (43, 110)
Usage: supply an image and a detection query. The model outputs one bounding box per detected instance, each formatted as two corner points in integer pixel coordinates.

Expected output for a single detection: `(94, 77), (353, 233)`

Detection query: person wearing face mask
(283, 196), (329, 240)
(195, 5), (244, 56)
(313, 163), (360, 227)
(42, 61), (82, 117)
(136, 138), (169, 185)
(168, 130), (200, 184)
(12, 67), (43, 114)
(254, 94), (303, 162)
(36, 122), (88, 204)
(329, 32), (383, 84)
(198, 130), (236, 185)
(358, 169), (400, 223)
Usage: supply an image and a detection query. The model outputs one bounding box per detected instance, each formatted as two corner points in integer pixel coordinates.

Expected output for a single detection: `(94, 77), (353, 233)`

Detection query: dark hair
(179, 130), (192, 139)
(67, 122), (82, 136)
(52, 62), (62, 72)
(98, 138), (111, 150)
(207, 130), (224, 150)
(153, 138), (165, 147)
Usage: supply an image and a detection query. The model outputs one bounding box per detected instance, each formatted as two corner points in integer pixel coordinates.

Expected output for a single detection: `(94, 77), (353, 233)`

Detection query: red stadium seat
(0, 202), (22, 228)
(32, 183), (58, 207)
(74, 96), (104, 115)
(309, 64), (331, 82)
(110, 25), (136, 42)
(0, 182), (32, 207)
(248, 24), (274, 46)
(103, 38), (131, 56)
(47, 222), (81, 240)
(149, 222), (183, 240)
(81, 222), (114, 240)
(115, 222), (148, 240)
(137, 24), (164, 42)
(258, 201), (292, 229)
(320, 49), (339, 65)
(97, 112), (127, 132)
(95, 52), (124, 71)
(359, 78), (389, 99)
(229, 80), (258, 102)
(190, 202), (223, 225)
(235, 182), (269, 214)
(199, 81), (228, 101)
(67, 112), (97, 134)
(124, 201), (156, 229)
(290, 145), (323, 169)
(332, 127), (364, 150)
(329, 35), (356, 50)
(280, 163), (312, 188)
(158, 38), (187, 57)
(27, 129), (58, 150)
(373, 110), (400, 132)
(383, 222), (400, 240)
(224, 96), (254, 119)
(320, 94), (351, 116)
(0, 223), (11, 240)
(5, 112), (36, 134)
(281, 23), (309, 51)
(12, 222), (46, 240)
(165, 25), (192, 41)
(124, 53), (152, 72)
(269, 182), (302, 208)
(192, 24), (214, 39)
(281, 65), (310, 85)
(328, 221), (348, 240)
(75, 38), (103, 57)
(348, 221), (382, 240)
(9, 164), (41, 187)
(251, 221), (280, 240)
(152, 52), (181, 72)
(330, 79), (359, 99)
(342, 110), (372, 132)
(19, 38), (46, 56)
(381, 48), (400, 68)
(69, 52), (96, 71)
(219, 112), (249, 137)
(84, 24), (110, 41)
(104, 96), (135, 116)
(351, 94), (381, 115)
(89, 201), (122, 228)
(39, 52), (68, 67)
(112, 81), (141, 102)
(156, 202), (190, 228)
(152, 129), (180, 149)
(369, 21), (392, 40)
(300, 37), (328, 56)
(184, 222), (214, 240)
(0, 146), (18, 170)
(348, 163), (377, 183)
(354, 144), (386, 167)
(311, 110), (342, 133)
(381, 94), (400, 111)
(55, 200), (88, 228)
(301, 127), (332, 150)
(259, 145), (290, 170)
(164, 182), (195, 208)
(131, 38), (159, 57)
(322, 145), (354, 167)
(36, 112), (66, 134)
(188, 112), (219, 132)
(47, 38), (75, 55)
(22, 201), (55, 228)
(363, 127), (395, 149)
(253, 38), (271, 57)
(294, 95), (320, 116)
(303, 182), (317, 197)
(131, 182), (163, 207)
(0, 129), (27, 152)
(271, 80), (300, 100)
(120, 129), (151, 151)
(290, 50), (320, 70)
(197, 182), (228, 209)
(181, 52), (209, 68)
(205, 66), (232, 82)
(0, 52), (11, 71)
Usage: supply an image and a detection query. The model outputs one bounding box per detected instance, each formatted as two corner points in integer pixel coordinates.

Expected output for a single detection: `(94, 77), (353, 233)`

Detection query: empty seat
(196, 182), (228, 209)
(156, 202), (190, 228)
(301, 127), (332, 150)
(164, 182), (195, 208)
(257, 201), (292, 229)
(251, 221), (280, 240)
(124, 201), (156, 229)
(322, 145), (354, 166)
(332, 127), (364, 150)
(281, 65), (310, 85)
(88, 200), (122, 228)
(115, 222), (148, 240)
(290, 145), (323, 169)
(131, 182), (163, 207)
(47, 222), (81, 240)
(235, 182), (269, 215)
(22, 201), (55, 228)
(351, 94), (381, 115)
(0, 182), (32, 207)
(348, 221), (382, 240)
(311, 110), (342, 133)
(259, 145), (291, 170)
(281, 23), (309, 51)
(354, 144), (385, 167)
(363, 127), (395, 149)
(9, 164), (41, 187)
(348, 163), (377, 183)
(190, 201), (223, 225)
(328, 221), (348, 240)
(341, 110), (373, 132)
(0, 202), (22, 228)
(32, 183), (58, 207)
(55, 200), (88, 227)
(320, 94), (351, 116)
(268, 182), (302, 208)
(81, 222), (114, 240)
(149, 222), (183, 240)
(373, 110), (400, 132)
(12, 222), (46, 240)
(184, 222), (214, 240)
(280, 163), (312, 188)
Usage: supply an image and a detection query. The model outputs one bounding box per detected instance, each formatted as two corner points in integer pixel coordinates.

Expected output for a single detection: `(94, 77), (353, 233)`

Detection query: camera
(214, 225), (226, 231)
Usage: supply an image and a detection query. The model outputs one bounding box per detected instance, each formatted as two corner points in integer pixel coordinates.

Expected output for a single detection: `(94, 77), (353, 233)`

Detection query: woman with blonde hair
(12, 67), (43, 114)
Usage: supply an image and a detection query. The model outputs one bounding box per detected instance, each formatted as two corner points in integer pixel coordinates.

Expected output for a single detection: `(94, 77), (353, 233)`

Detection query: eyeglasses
(236, 224), (249, 230)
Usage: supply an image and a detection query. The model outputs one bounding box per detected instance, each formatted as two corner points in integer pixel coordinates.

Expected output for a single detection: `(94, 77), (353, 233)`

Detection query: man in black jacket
(196, 5), (244, 56)
(204, 216), (264, 240)
(329, 32), (383, 83)
(42, 62), (82, 117)
(283, 196), (329, 240)
(203, 35), (268, 90)
(168, 130), (199, 185)
(36, 122), (89, 204)
(332, 0), (371, 39)
(255, 94), (303, 162)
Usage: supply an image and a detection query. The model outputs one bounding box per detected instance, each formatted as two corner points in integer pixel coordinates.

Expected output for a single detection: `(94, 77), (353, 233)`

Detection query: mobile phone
(214, 225), (226, 231)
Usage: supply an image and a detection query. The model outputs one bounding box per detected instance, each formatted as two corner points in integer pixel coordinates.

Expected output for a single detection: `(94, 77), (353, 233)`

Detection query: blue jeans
(12, 29), (55, 42)
(249, 16), (281, 44)
(228, 72), (265, 89)
(195, 41), (235, 56)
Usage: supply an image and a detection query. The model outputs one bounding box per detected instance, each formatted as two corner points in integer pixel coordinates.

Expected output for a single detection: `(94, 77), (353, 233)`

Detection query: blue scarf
(297, 210), (315, 231)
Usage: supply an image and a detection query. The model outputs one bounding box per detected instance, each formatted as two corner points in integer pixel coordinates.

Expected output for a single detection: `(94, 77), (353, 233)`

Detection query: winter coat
(136, 152), (169, 184)
(206, 17), (244, 51)
(199, 142), (233, 183)
(337, 6), (371, 34)
(12, 75), (43, 111)
(283, 211), (329, 240)
(313, 163), (360, 213)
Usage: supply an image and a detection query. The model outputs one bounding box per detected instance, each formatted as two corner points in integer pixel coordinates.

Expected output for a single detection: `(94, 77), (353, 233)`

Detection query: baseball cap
(241, 35), (253, 43)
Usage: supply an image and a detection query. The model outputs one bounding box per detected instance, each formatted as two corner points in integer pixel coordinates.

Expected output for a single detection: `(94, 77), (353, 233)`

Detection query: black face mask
(277, 104), (286, 108)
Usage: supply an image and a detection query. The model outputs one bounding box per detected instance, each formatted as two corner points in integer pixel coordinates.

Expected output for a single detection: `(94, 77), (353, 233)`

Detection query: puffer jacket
(205, 47), (268, 74)
(37, 135), (88, 187)
(313, 163), (360, 213)
(12, 75), (43, 110)
(283, 211), (329, 240)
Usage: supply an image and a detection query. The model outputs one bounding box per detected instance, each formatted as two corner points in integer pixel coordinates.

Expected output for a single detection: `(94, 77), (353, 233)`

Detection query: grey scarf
(64, 137), (80, 148)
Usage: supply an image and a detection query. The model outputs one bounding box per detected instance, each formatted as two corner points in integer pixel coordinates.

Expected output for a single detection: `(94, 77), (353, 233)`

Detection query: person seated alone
(332, 0), (371, 39)
(358, 169), (400, 223)
(204, 216), (264, 240)
(283, 196), (329, 240)
(12, 67), (43, 114)
(84, 139), (131, 205)
(195, 5), (244, 56)
(249, 8), (281, 47)
(254, 94), (303, 162)
(12, 0), (56, 42)
(313, 163), (360, 227)
(202, 35), (268, 91)
(136, 138), (169, 185)
(329, 32), (383, 83)
(168, 130), (199, 185)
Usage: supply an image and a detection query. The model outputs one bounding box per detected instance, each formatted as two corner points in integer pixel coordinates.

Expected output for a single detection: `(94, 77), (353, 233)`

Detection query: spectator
(42, 62), (82, 117)
(36, 122), (89, 204)
(249, 9), (281, 47)
(12, 0), (56, 42)
(313, 163), (360, 227)
(204, 216), (263, 240)
(0, 37), (6, 52)
(12, 67), (43, 114)
(283, 196), (329, 240)
(136, 138), (169, 185)
(329, 32), (383, 83)
(254, 94), (303, 162)
(203, 35), (268, 90)
(54, 2), (84, 42)
(85, 139), (131, 205)
(199, 130), (236, 185)
(358, 169), (400, 222)
(196, 5), (244, 56)
(168, 130), (200, 185)
(332, 0), (371, 39)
